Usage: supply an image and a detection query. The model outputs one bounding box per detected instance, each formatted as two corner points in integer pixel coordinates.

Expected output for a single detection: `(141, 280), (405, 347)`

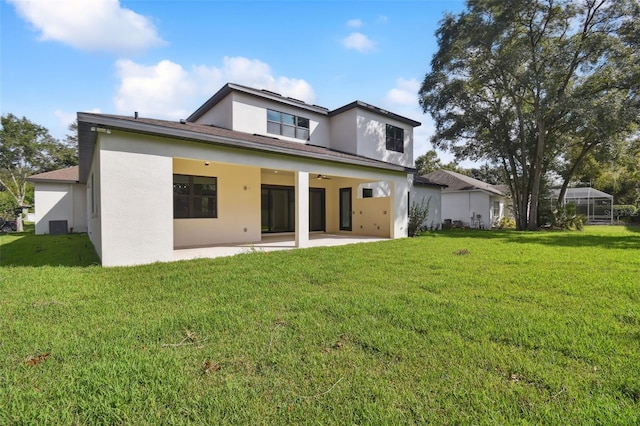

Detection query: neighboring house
(411, 176), (446, 230)
(26, 166), (87, 235)
(28, 83), (443, 266)
(425, 170), (510, 228)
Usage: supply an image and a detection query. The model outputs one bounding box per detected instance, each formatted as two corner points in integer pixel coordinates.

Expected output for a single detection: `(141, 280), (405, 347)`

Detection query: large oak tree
(419, 0), (640, 229)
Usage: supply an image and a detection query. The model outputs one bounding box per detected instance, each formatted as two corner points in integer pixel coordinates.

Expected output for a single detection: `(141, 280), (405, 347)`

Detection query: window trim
(386, 124), (404, 153)
(173, 174), (218, 219)
(267, 109), (310, 140)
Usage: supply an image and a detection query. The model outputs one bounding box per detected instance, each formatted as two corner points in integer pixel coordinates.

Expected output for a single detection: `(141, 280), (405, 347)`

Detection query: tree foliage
(419, 0), (640, 230)
(0, 114), (78, 230)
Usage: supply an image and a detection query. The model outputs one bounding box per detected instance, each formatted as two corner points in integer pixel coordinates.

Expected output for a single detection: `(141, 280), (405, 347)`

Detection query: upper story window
(267, 109), (310, 140)
(173, 174), (217, 219)
(386, 124), (404, 153)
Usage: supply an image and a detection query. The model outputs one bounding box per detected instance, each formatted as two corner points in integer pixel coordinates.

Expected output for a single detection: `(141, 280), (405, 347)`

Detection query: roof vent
(180, 119), (186, 124)
(134, 111), (138, 119)
(287, 97), (306, 104)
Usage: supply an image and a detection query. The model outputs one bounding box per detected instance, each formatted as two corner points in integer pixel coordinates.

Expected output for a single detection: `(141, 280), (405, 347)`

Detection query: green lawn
(1, 226), (639, 424)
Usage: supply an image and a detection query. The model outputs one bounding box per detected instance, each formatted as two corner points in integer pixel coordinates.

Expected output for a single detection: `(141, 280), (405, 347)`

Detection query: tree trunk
(528, 118), (546, 230)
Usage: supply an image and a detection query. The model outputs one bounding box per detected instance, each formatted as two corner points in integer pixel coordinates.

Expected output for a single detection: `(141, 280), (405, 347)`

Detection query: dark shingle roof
(187, 83), (421, 127)
(425, 170), (506, 196)
(77, 113), (414, 183)
(27, 166), (79, 183)
(413, 175), (447, 187)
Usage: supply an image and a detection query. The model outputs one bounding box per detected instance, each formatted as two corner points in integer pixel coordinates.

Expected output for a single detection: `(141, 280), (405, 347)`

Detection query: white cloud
(54, 110), (77, 128)
(385, 78), (421, 106)
(346, 19), (363, 28)
(55, 108), (101, 128)
(113, 56), (316, 119)
(342, 32), (375, 53)
(8, 0), (164, 53)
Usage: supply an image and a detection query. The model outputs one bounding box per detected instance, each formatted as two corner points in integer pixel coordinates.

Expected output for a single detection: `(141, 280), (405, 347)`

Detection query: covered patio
(173, 233), (389, 261)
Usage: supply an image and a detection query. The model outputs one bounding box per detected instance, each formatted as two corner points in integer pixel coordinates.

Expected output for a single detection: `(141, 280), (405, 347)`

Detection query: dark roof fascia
(78, 119), (98, 183)
(413, 176), (447, 187)
(26, 177), (79, 184)
(78, 113), (410, 183)
(329, 101), (421, 127)
(187, 83), (330, 122)
(442, 187), (505, 196)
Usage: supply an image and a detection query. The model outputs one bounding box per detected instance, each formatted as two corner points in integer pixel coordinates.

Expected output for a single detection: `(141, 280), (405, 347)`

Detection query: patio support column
(295, 171), (309, 248)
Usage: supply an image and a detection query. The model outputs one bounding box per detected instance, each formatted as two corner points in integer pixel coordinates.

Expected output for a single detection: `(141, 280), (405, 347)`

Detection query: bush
(496, 217), (516, 229)
(408, 197), (431, 237)
(613, 205), (638, 221)
(553, 203), (586, 231)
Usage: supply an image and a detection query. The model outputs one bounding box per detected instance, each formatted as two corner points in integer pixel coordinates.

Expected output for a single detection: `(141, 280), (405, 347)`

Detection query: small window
(267, 109), (310, 140)
(363, 188), (373, 198)
(173, 174), (217, 219)
(386, 124), (404, 153)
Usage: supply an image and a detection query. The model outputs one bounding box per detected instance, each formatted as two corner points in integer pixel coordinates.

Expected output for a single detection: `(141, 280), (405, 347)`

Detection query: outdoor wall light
(204, 161), (210, 166)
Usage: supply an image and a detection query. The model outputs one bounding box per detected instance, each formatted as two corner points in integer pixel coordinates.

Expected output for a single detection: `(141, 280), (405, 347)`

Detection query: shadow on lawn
(437, 227), (640, 250)
(0, 231), (99, 267)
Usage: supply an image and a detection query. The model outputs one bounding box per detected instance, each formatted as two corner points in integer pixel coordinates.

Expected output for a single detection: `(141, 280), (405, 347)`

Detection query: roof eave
(78, 113), (410, 183)
(329, 101), (421, 127)
(187, 83), (330, 122)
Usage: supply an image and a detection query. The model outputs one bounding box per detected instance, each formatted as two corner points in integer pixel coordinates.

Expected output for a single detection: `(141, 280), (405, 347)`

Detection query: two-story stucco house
(28, 83), (443, 266)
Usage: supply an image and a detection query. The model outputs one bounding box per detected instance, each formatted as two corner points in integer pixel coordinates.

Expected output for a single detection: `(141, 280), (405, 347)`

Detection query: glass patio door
(339, 187), (352, 231)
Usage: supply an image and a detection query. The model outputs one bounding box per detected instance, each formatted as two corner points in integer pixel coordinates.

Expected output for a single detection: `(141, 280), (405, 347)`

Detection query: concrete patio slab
(174, 233), (388, 261)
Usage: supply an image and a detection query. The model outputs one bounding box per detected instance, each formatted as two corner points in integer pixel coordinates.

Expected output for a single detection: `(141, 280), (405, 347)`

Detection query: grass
(1, 226), (639, 424)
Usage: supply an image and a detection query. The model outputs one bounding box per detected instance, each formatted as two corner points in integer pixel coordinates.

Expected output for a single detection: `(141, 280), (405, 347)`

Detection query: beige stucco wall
(33, 182), (87, 234)
(173, 159), (261, 248)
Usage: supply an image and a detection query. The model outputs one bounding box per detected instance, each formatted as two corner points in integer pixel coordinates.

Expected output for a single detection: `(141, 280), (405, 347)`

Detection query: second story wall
(329, 107), (414, 168)
(197, 92), (332, 147)
(329, 108), (358, 156)
(193, 95), (233, 129)
(355, 109), (413, 168)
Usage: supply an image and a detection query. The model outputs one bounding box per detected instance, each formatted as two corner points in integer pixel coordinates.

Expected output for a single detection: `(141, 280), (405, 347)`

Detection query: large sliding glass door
(309, 188), (325, 232)
(261, 185), (325, 233)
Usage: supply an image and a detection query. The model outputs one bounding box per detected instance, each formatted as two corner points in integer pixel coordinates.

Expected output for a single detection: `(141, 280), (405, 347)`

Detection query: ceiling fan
(316, 174), (331, 180)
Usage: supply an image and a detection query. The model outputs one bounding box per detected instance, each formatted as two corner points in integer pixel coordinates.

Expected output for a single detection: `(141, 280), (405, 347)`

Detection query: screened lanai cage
(552, 187), (613, 224)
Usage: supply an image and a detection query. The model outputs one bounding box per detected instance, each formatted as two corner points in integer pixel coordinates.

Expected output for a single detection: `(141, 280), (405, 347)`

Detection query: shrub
(613, 205), (638, 221)
(408, 197), (431, 237)
(553, 203), (586, 231)
(496, 217), (516, 229)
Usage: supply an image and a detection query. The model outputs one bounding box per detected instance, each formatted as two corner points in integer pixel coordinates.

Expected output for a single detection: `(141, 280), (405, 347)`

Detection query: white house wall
(329, 108), (358, 155)
(33, 182), (87, 234)
(354, 109), (413, 168)
(194, 95), (233, 128)
(87, 140), (102, 260)
(218, 93), (331, 147)
(412, 186), (442, 230)
(98, 137), (174, 267)
(442, 191), (492, 228)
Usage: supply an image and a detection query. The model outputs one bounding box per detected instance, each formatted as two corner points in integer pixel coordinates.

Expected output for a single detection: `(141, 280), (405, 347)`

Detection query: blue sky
(1, 0), (466, 162)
